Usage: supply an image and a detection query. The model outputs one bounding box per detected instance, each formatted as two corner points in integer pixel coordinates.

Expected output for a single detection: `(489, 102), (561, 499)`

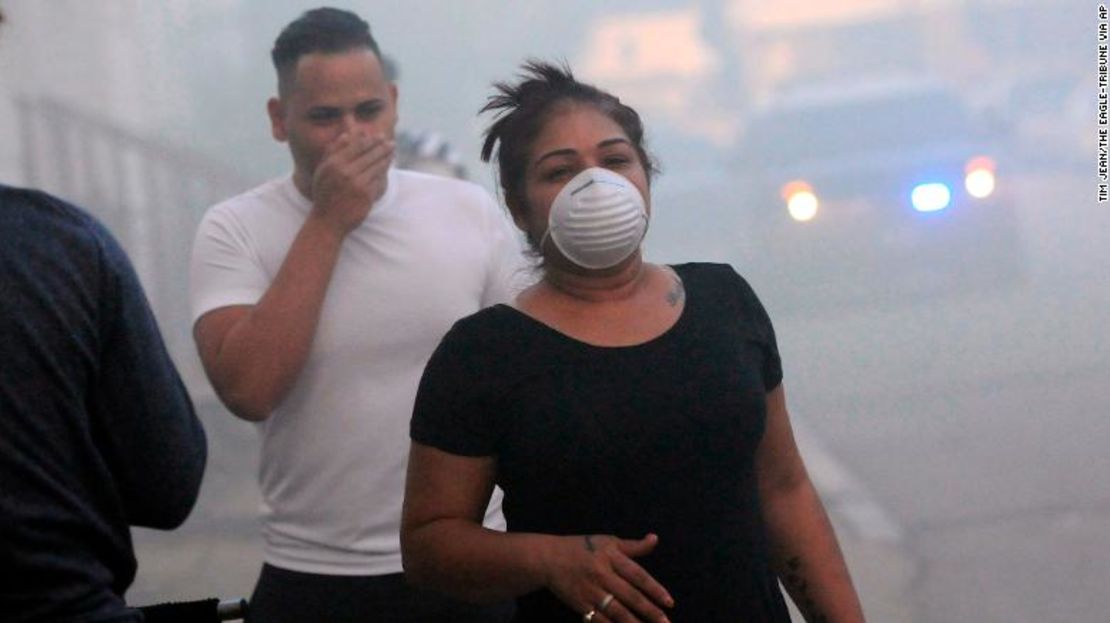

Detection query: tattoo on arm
(584, 535), (596, 552)
(782, 556), (829, 622)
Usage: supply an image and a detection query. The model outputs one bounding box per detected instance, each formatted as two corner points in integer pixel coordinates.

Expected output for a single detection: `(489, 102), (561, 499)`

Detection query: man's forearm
(207, 214), (346, 420)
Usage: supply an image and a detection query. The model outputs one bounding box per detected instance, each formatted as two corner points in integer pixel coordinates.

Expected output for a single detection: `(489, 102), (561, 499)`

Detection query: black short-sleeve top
(411, 262), (790, 622)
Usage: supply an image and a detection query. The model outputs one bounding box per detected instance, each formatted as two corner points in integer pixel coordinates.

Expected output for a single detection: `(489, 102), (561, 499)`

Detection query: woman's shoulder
(669, 262), (772, 320)
(435, 304), (540, 363)
(669, 261), (753, 291)
(422, 304), (550, 405)
(443, 303), (517, 344)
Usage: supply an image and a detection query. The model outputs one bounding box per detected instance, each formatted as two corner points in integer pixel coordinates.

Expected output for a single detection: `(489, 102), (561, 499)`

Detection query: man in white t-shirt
(189, 8), (523, 622)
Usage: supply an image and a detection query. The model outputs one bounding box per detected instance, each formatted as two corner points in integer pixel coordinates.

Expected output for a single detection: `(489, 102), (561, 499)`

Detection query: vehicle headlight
(781, 180), (819, 222)
(964, 156), (996, 199)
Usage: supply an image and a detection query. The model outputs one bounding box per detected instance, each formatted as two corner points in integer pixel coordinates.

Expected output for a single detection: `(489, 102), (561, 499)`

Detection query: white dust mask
(541, 167), (649, 270)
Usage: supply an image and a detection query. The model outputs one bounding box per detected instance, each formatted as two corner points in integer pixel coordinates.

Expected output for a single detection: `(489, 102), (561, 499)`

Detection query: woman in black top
(401, 61), (865, 623)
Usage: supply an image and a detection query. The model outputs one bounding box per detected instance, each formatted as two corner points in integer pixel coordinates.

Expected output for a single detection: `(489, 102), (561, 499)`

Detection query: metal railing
(15, 95), (252, 375)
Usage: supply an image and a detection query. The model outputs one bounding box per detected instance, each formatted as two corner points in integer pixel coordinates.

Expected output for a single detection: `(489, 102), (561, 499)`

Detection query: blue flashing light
(911, 183), (952, 213)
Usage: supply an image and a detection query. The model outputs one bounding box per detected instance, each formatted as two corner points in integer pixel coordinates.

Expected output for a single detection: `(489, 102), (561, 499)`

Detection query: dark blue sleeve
(87, 221), (207, 530)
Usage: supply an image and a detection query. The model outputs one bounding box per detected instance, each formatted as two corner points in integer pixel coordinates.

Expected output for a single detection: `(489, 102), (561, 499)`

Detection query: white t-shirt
(189, 169), (528, 575)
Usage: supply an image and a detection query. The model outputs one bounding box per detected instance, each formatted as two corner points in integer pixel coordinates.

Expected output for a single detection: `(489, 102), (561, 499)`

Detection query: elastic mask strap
(538, 226), (558, 261)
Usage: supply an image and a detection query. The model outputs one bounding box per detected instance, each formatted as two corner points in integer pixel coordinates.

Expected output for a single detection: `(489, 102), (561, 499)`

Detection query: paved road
(128, 168), (1106, 621)
(776, 167), (1109, 621)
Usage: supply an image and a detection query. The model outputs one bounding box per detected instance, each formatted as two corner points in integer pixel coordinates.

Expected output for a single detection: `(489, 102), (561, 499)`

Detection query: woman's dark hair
(271, 7), (382, 96)
(480, 60), (658, 222)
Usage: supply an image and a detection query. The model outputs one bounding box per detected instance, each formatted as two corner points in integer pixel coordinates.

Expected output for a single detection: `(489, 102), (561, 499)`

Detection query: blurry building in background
(575, 0), (1082, 146)
(2, 1), (252, 388)
(732, 0), (1081, 98)
(578, 5), (738, 147)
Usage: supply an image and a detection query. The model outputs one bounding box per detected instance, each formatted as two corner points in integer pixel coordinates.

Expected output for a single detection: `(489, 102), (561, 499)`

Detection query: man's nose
(341, 113), (368, 136)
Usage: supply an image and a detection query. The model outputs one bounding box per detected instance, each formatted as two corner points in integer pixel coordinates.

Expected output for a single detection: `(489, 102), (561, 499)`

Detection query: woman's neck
(540, 254), (650, 304)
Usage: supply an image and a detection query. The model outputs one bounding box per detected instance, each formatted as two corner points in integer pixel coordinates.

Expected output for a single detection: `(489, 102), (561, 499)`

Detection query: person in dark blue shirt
(0, 184), (207, 622)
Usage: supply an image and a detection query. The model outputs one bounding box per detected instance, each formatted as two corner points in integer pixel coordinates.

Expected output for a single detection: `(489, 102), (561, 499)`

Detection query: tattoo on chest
(665, 273), (685, 307)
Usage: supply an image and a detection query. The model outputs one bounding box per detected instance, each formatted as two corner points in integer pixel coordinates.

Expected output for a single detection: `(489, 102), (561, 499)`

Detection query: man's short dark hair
(271, 7), (382, 95)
